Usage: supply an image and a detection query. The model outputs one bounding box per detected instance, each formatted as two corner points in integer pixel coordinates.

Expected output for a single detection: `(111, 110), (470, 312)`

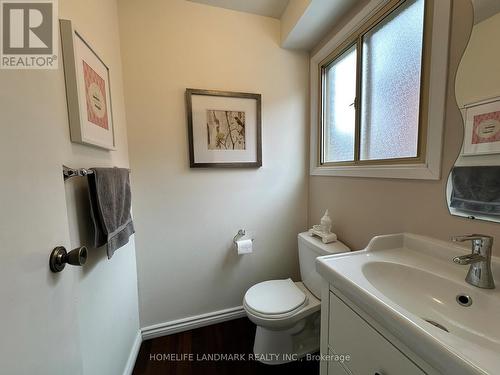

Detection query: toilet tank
(298, 232), (350, 299)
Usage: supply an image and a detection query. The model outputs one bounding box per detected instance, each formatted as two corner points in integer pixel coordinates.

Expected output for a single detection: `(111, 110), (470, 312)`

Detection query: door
(0, 71), (83, 374)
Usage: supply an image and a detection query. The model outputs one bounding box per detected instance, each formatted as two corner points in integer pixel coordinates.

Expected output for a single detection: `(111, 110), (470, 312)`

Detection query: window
(319, 0), (428, 166)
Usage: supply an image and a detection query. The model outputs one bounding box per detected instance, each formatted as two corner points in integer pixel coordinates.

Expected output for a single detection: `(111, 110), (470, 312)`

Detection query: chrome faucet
(452, 234), (495, 289)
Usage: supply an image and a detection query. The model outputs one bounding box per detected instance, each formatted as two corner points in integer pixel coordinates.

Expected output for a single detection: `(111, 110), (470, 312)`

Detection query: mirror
(447, 0), (500, 223)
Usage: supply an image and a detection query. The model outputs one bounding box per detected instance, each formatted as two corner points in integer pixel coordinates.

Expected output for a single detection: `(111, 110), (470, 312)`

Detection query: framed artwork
(60, 19), (115, 150)
(186, 89), (262, 168)
(463, 97), (500, 156)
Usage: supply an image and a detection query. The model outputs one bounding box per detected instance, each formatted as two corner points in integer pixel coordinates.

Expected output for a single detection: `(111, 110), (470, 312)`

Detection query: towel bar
(63, 165), (131, 181)
(63, 165), (94, 180)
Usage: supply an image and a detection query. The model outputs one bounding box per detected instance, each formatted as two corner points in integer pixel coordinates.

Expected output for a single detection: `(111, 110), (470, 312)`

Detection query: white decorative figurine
(309, 209), (337, 244)
(320, 209), (332, 233)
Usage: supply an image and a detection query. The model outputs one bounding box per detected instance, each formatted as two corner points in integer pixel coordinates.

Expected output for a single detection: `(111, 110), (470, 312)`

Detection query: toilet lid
(244, 279), (306, 315)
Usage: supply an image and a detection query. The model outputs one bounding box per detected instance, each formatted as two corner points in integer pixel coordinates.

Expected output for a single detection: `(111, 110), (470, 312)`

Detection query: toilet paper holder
(233, 229), (253, 245)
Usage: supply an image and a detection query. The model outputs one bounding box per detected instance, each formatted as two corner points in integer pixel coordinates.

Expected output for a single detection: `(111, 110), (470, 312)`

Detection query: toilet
(243, 232), (350, 364)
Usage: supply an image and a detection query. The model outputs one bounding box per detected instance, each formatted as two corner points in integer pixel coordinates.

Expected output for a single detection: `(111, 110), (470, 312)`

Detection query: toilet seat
(244, 279), (307, 319)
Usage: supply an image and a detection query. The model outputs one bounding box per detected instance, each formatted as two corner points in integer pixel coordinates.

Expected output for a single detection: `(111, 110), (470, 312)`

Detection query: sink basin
(316, 233), (500, 375)
(363, 261), (500, 350)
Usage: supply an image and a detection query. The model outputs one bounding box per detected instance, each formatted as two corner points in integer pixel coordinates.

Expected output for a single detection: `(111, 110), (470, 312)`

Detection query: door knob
(49, 246), (87, 273)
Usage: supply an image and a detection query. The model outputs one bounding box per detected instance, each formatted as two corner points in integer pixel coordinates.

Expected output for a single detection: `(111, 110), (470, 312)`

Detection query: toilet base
(252, 311), (320, 365)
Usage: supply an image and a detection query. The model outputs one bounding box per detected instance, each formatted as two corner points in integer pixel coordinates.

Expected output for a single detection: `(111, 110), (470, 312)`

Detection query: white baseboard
(123, 330), (142, 375)
(141, 306), (246, 340)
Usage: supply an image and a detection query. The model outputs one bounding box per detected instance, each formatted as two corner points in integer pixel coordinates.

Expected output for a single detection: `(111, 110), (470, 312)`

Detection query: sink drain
(456, 294), (472, 307)
(423, 319), (449, 333)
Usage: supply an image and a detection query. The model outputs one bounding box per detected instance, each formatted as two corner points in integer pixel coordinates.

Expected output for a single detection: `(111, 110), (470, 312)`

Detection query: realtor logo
(0, 0), (58, 69)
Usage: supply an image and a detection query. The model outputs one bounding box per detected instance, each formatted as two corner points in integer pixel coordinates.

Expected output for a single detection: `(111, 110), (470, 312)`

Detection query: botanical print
(206, 110), (245, 150)
(472, 111), (500, 144)
(83, 60), (108, 130)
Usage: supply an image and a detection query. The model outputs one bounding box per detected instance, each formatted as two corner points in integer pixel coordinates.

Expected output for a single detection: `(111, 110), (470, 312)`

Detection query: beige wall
(281, 0), (312, 44)
(0, 0), (140, 373)
(59, 1), (140, 374)
(309, 0), (500, 254)
(456, 11), (500, 106)
(117, 0), (309, 327)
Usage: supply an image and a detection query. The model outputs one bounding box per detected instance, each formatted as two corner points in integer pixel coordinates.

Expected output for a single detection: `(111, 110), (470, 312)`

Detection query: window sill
(310, 162), (440, 180)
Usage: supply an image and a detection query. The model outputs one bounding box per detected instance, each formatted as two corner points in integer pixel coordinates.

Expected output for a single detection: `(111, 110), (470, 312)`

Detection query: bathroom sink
(362, 261), (500, 349)
(316, 233), (500, 375)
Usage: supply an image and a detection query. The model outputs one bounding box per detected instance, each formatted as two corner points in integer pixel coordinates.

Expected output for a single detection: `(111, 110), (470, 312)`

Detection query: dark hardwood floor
(133, 317), (319, 375)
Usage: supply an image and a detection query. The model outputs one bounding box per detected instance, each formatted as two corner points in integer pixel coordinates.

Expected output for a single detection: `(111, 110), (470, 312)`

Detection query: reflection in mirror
(447, 0), (500, 223)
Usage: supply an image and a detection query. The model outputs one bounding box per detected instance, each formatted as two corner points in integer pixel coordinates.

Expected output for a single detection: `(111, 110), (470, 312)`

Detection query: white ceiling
(187, 0), (290, 19)
(472, 0), (500, 24)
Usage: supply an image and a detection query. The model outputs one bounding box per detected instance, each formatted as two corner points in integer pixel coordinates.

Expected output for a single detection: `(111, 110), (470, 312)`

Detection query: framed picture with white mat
(60, 19), (116, 150)
(186, 89), (262, 168)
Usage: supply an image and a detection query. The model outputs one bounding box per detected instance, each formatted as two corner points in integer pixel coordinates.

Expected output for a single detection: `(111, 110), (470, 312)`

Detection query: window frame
(310, 0), (450, 179)
(319, 0), (430, 167)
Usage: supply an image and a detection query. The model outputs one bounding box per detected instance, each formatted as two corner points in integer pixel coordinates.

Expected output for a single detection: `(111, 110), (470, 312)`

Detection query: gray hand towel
(87, 167), (135, 259)
(450, 166), (500, 216)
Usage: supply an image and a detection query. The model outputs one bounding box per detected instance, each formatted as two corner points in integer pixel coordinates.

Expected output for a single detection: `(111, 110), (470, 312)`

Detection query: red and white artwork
(83, 60), (108, 130)
(472, 110), (500, 144)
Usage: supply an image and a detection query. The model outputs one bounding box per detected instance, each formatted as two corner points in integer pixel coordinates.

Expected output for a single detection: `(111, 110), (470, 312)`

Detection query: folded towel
(450, 166), (500, 216)
(87, 167), (135, 259)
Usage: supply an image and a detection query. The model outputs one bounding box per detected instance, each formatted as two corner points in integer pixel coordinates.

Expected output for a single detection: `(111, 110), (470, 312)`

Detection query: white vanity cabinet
(321, 289), (431, 375)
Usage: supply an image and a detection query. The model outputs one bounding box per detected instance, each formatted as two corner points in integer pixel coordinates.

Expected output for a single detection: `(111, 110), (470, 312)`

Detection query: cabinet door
(327, 351), (352, 375)
(329, 293), (425, 375)
(328, 351), (352, 375)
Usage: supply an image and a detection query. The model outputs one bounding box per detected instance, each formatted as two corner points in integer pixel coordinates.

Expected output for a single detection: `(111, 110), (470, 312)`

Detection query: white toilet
(243, 232), (350, 364)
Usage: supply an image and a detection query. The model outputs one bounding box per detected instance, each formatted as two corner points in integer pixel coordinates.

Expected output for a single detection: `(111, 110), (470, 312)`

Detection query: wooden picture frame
(60, 19), (116, 150)
(186, 89), (262, 168)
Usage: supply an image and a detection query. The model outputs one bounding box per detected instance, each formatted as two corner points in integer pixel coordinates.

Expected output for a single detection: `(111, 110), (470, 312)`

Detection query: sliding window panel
(360, 0), (425, 161)
(322, 44), (357, 163)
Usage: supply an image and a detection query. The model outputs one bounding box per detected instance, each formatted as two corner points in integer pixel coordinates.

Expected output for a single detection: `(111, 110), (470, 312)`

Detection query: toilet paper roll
(236, 239), (253, 255)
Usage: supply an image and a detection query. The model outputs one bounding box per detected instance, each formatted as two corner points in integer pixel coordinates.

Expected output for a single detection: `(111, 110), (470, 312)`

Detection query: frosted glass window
(360, 0), (425, 160)
(323, 45), (357, 163)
